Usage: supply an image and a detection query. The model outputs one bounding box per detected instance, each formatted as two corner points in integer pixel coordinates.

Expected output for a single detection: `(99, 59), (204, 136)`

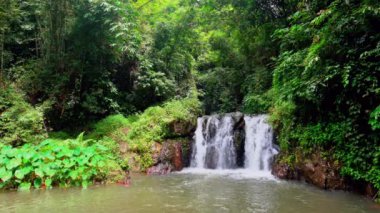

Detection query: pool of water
(0, 169), (378, 213)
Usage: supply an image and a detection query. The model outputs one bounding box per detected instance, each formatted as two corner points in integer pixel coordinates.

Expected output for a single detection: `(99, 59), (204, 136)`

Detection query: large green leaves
(15, 167), (33, 179)
(0, 167), (12, 182)
(0, 134), (114, 190)
(6, 158), (21, 170)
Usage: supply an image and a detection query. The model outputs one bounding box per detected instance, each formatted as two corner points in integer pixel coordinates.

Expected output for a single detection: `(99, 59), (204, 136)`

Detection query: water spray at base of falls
(188, 114), (278, 178)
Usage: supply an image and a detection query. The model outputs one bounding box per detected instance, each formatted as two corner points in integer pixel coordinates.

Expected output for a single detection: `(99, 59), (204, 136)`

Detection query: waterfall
(190, 114), (277, 173)
(191, 115), (237, 169)
(244, 115), (278, 171)
(191, 117), (207, 168)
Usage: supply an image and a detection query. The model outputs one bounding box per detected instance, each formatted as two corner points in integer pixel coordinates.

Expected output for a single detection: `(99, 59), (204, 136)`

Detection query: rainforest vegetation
(0, 0), (379, 193)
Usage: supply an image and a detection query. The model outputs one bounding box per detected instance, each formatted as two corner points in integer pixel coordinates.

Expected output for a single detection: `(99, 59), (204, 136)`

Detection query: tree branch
(137, 0), (155, 10)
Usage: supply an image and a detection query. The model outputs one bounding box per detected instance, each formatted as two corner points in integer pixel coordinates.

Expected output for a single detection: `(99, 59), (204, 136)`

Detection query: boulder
(147, 139), (189, 175)
(147, 162), (173, 175)
(272, 152), (346, 190)
(272, 163), (299, 180)
(233, 122), (245, 167)
(151, 142), (163, 165)
(226, 112), (244, 126)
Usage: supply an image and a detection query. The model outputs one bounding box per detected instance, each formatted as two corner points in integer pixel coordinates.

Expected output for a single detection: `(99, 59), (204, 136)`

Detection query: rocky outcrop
(232, 113), (245, 167)
(168, 120), (196, 137)
(272, 151), (377, 198)
(272, 152), (345, 190)
(147, 139), (189, 175)
(272, 153), (345, 190)
(147, 162), (173, 175)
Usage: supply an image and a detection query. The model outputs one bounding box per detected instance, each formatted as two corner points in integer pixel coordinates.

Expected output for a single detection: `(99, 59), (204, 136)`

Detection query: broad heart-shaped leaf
(56, 147), (73, 158)
(15, 166), (33, 179)
(22, 151), (34, 163)
(42, 151), (55, 160)
(0, 145), (12, 155)
(69, 170), (79, 180)
(18, 182), (31, 191)
(35, 168), (44, 177)
(0, 155), (10, 165)
(15, 170), (25, 180)
(4, 147), (17, 158)
(63, 159), (75, 168)
(34, 178), (42, 189)
(6, 158), (21, 170)
(0, 167), (12, 182)
(77, 156), (90, 166)
(42, 165), (56, 177)
(45, 178), (53, 188)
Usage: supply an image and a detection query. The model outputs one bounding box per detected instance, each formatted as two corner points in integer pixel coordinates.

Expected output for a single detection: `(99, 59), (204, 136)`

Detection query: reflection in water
(0, 173), (378, 213)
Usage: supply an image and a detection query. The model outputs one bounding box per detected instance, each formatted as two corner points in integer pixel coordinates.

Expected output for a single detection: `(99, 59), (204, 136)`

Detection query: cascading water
(244, 115), (278, 172)
(190, 115), (237, 169)
(190, 113), (277, 174)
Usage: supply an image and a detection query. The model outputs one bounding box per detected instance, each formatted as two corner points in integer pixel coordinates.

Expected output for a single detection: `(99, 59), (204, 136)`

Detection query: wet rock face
(227, 112), (244, 125)
(272, 163), (299, 180)
(147, 162), (173, 175)
(300, 158), (345, 190)
(205, 146), (218, 169)
(151, 142), (163, 166)
(272, 153), (346, 190)
(147, 140), (187, 175)
(233, 115), (245, 167)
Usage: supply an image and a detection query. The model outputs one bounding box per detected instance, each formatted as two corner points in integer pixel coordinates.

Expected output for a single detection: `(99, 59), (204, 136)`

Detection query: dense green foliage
(270, 0), (380, 189)
(0, 86), (46, 146)
(0, 134), (120, 190)
(87, 97), (200, 170)
(1, 0), (380, 193)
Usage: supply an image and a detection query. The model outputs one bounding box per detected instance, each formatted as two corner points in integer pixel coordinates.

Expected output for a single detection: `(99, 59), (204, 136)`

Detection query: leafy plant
(0, 86), (47, 146)
(0, 134), (120, 191)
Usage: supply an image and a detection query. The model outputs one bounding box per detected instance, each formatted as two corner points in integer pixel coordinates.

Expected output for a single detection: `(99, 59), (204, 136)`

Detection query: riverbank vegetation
(0, 0), (379, 195)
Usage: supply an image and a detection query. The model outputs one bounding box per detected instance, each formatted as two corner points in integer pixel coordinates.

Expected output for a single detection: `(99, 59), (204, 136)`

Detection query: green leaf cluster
(0, 86), (46, 146)
(271, 0), (380, 188)
(0, 134), (117, 191)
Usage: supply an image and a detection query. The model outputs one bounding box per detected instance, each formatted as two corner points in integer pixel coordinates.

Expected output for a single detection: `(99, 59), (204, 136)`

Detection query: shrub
(0, 133), (120, 191)
(127, 98), (200, 151)
(84, 97), (201, 171)
(87, 114), (138, 139)
(243, 90), (273, 114)
(0, 87), (47, 146)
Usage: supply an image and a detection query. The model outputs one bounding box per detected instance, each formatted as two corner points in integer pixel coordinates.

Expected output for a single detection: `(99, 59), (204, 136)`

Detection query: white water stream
(188, 114), (277, 178)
